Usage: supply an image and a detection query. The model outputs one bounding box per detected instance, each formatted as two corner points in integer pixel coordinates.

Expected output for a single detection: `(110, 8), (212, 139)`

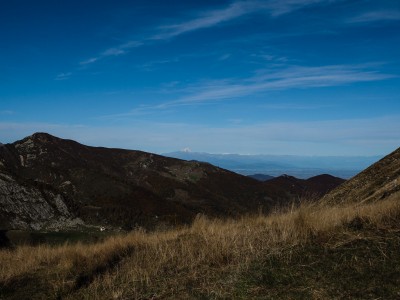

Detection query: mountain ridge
(0, 133), (348, 231)
(262, 173), (346, 204)
(0, 133), (269, 230)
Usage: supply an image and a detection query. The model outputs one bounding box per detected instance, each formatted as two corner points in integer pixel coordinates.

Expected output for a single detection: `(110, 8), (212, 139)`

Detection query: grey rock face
(0, 171), (83, 230)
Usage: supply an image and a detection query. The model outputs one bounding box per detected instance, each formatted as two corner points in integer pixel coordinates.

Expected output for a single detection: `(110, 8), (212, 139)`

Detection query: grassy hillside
(0, 133), (282, 230)
(324, 147), (400, 204)
(1, 192), (399, 299)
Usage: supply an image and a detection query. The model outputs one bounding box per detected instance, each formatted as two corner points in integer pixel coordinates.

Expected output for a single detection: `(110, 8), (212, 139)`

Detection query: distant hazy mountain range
(163, 151), (382, 179)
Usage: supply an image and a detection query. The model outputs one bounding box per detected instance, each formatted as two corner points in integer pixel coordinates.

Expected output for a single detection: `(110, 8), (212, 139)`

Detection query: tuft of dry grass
(1, 193), (399, 299)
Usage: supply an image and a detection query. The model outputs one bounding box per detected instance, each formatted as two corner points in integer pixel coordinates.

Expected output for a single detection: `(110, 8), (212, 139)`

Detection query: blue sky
(1, 0), (399, 155)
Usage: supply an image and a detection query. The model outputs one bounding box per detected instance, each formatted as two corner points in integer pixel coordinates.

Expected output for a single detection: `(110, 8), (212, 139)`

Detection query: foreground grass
(1, 194), (400, 299)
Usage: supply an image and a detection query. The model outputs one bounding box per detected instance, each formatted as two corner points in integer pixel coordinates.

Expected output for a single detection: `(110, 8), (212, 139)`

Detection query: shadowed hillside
(0, 146), (399, 299)
(262, 174), (345, 205)
(0, 133), (346, 231)
(0, 133), (272, 230)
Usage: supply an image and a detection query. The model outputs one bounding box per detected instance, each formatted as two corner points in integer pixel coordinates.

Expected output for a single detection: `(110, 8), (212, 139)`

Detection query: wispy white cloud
(251, 53), (289, 63)
(79, 58), (98, 65)
(259, 103), (334, 110)
(79, 0), (336, 66)
(99, 63), (394, 119)
(138, 57), (180, 71)
(65, 1), (400, 74)
(153, 0), (335, 40)
(218, 53), (232, 61)
(146, 64), (394, 109)
(102, 48), (125, 56)
(261, 0), (336, 17)
(347, 10), (400, 24)
(80, 1), (262, 65)
(55, 72), (72, 80)
(79, 40), (143, 65)
(72, 1), (396, 76)
(152, 1), (263, 40)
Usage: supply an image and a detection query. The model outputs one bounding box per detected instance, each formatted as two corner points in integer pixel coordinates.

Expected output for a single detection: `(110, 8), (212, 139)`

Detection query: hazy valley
(164, 151), (381, 179)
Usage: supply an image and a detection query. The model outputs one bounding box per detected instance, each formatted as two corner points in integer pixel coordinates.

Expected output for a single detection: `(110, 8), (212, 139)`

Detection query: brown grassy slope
(323, 147), (400, 204)
(0, 193), (399, 299)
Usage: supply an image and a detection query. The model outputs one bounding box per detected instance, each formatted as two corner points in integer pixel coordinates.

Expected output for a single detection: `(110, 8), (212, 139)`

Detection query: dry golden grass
(1, 193), (399, 299)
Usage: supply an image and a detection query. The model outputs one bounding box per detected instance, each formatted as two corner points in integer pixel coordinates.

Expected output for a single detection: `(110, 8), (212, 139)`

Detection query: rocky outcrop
(0, 136), (84, 230)
(0, 170), (83, 230)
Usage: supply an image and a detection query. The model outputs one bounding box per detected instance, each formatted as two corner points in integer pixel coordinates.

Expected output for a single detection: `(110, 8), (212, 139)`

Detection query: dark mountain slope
(263, 174), (345, 204)
(304, 174), (346, 195)
(323, 147), (400, 204)
(0, 133), (270, 230)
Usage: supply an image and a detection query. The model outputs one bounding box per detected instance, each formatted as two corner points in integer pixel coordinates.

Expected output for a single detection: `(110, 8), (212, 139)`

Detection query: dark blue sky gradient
(1, 0), (399, 155)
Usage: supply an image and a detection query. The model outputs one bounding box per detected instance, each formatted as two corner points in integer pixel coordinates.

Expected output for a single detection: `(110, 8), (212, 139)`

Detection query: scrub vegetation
(1, 193), (399, 299)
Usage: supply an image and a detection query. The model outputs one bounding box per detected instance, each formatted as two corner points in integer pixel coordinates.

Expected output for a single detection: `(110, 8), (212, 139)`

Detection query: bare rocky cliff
(0, 174), (84, 231)
(0, 156), (83, 230)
